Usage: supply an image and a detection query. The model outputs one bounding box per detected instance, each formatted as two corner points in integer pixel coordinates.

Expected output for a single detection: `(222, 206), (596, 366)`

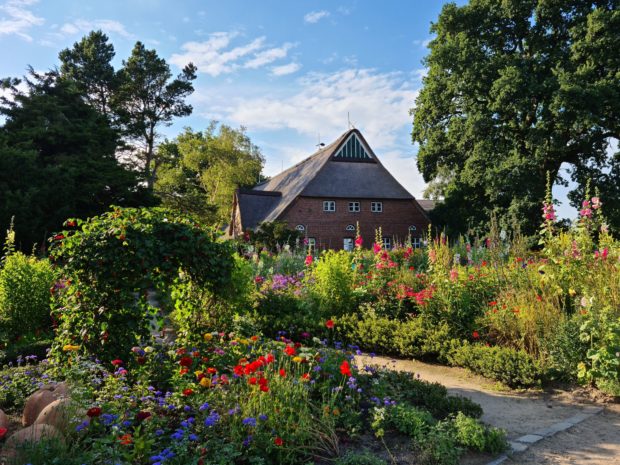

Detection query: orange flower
(118, 433), (132, 445)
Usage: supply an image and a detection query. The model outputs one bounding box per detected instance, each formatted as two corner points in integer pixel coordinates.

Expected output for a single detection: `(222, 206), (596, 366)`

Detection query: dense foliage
(155, 123), (265, 226)
(48, 207), (234, 363)
(412, 0), (620, 236)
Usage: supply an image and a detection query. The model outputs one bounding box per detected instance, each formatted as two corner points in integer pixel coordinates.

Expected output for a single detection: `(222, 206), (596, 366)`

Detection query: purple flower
(242, 417), (257, 427)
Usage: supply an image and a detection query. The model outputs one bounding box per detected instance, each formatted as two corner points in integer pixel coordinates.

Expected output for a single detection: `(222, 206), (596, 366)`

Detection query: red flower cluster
(86, 407), (102, 418)
(179, 356), (193, 367)
(339, 360), (352, 377)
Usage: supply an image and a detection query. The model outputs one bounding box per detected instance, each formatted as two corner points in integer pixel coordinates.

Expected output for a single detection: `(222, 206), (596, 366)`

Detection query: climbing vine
(48, 207), (234, 363)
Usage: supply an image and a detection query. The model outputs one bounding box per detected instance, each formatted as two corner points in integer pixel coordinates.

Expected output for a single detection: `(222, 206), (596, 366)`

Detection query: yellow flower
(195, 370), (204, 378)
(62, 344), (80, 352)
(143, 346), (154, 353)
(292, 356), (303, 363)
(239, 339), (250, 346)
(200, 377), (211, 388)
(203, 333), (213, 341)
(569, 288), (577, 297)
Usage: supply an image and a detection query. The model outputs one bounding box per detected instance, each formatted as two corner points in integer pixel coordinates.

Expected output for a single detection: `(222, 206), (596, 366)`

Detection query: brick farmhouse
(229, 129), (432, 250)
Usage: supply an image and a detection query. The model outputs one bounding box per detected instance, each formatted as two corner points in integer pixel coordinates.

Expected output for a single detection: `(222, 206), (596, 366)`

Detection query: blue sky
(1, 0), (581, 218)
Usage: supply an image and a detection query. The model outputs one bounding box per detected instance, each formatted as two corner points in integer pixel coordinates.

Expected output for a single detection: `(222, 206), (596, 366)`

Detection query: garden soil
(355, 355), (620, 465)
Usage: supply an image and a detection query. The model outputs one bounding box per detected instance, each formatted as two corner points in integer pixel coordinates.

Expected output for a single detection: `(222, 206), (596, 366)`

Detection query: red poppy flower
(274, 436), (283, 446)
(111, 359), (123, 366)
(0, 427), (7, 439)
(207, 367), (217, 374)
(179, 368), (189, 375)
(279, 369), (286, 377)
(260, 385), (269, 392)
(86, 407), (102, 418)
(265, 353), (275, 363)
(472, 331), (480, 339)
(179, 356), (193, 367)
(182, 388), (194, 396)
(284, 346), (296, 356)
(339, 360), (352, 377)
(248, 377), (258, 385)
(53, 234), (65, 241)
(325, 319), (334, 329)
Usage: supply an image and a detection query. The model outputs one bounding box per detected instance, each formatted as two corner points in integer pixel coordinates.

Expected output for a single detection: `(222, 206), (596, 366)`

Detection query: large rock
(33, 399), (73, 432)
(0, 409), (8, 430)
(21, 382), (70, 427)
(1, 424), (63, 461)
(21, 390), (56, 427)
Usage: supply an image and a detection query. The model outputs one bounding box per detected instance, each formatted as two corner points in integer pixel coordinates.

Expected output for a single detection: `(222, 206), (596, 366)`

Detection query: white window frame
(348, 201), (360, 212)
(307, 237), (316, 252)
(295, 224), (305, 232)
(409, 225), (417, 232)
(371, 201), (383, 213)
(345, 224), (355, 232)
(382, 237), (392, 250)
(343, 237), (354, 251)
(323, 200), (336, 212)
(411, 237), (422, 249)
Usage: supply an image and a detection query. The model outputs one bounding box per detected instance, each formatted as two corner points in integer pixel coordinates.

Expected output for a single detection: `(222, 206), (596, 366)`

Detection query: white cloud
(171, 32), (294, 77)
(216, 68), (418, 149)
(304, 10), (330, 24)
(59, 19), (133, 38)
(412, 38), (432, 48)
(271, 62), (301, 76)
(0, 0), (43, 41)
(244, 43), (294, 69)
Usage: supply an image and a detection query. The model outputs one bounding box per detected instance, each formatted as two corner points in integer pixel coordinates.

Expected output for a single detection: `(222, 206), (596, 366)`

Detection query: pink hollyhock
(355, 236), (363, 248)
(305, 255), (313, 266)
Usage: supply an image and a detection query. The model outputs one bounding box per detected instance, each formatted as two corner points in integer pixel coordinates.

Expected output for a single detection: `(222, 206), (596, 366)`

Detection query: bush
(335, 309), (400, 355)
(386, 404), (435, 442)
(542, 315), (589, 381)
(309, 250), (357, 317)
(416, 421), (461, 465)
(0, 252), (55, 341)
(450, 342), (542, 388)
(452, 412), (507, 453)
(393, 318), (426, 358)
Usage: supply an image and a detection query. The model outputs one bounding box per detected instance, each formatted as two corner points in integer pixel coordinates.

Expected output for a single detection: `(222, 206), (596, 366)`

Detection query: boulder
(21, 390), (55, 427)
(0, 409), (8, 430)
(39, 382), (69, 399)
(33, 399), (73, 432)
(1, 424), (63, 461)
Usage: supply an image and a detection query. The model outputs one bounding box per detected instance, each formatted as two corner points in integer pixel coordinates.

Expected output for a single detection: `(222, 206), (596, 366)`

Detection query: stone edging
(485, 405), (604, 465)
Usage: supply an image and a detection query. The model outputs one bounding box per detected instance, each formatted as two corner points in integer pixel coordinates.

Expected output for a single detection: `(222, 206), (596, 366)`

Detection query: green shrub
(309, 250), (357, 316)
(366, 371), (483, 420)
(416, 421), (461, 465)
(452, 412), (507, 453)
(542, 315), (589, 381)
(335, 308), (400, 355)
(0, 337), (52, 365)
(335, 450), (387, 465)
(450, 342), (542, 388)
(0, 252), (55, 341)
(386, 404), (435, 442)
(393, 318), (426, 358)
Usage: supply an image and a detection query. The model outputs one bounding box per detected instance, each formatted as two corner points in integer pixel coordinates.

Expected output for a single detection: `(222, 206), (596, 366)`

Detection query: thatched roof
(234, 129), (423, 231)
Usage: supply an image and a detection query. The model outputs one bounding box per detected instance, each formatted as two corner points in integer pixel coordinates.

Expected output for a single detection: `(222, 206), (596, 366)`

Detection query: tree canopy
(0, 70), (145, 250)
(155, 123), (264, 226)
(412, 0), (620, 236)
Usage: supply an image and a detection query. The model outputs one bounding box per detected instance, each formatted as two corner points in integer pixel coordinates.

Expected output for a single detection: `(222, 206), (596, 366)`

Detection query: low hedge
(449, 342), (543, 388)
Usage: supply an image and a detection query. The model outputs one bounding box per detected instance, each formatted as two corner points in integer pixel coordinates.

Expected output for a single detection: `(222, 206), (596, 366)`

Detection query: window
(348, 201), (360, 212)
(345, 224), (355, 232)
(411, 237), (422, 249)
(382, 237), (391, 250)
(371, 202), (383, 213)
(409, 225), (417, 232)
(295, 224), (305, 232)
(323, 201), (336, 212)
(307, 237), (316, 252)
(333, 133), (372, 160)
(343, 238), (354, 251)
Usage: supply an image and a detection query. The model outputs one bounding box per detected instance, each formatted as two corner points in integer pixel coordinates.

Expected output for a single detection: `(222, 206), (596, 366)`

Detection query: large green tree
(0, 70), (144, 250)
(113, 42), (197, 190)
(155, 123), (264, 226)
(412, 0), (620, 236)
(58, 30), (117, 117)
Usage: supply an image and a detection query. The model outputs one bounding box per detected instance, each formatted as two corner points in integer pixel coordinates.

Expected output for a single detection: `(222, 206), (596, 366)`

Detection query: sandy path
(355, 355), (620, 464)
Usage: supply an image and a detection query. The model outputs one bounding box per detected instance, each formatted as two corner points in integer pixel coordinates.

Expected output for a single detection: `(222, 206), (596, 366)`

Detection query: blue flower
(199, 402), (210, 412)
(204, 411), (220, 427)
(242, 417), (257, 427)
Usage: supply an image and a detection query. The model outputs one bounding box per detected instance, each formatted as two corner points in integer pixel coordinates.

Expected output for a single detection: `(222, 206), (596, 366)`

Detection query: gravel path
(355, 355), (619, 465)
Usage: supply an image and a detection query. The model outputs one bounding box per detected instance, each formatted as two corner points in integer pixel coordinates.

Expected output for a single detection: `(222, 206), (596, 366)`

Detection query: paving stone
(564, 413), (591, 425)
(509, 441), (529, 452)
(516, 434), (544, 444)
(581, 406), (603, 415)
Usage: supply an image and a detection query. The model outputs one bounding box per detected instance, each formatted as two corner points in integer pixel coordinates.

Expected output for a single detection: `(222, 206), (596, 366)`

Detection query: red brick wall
(280, 196), (429, 250)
